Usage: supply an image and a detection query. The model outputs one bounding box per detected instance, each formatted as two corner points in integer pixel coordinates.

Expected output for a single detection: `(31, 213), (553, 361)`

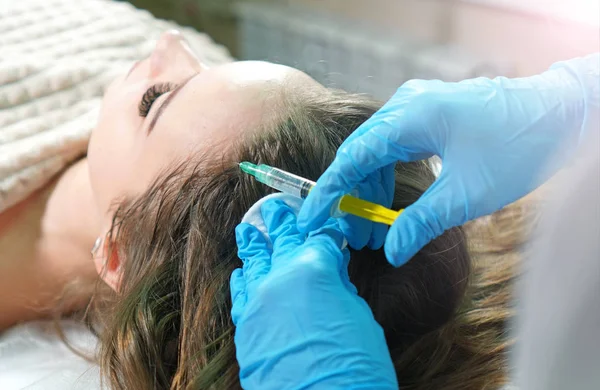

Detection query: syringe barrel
(257, 164), (349, 218)
(259, 166), (315, 199)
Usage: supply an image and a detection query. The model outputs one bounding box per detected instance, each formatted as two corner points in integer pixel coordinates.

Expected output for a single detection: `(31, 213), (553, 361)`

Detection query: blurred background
(127, 0), (599, 100)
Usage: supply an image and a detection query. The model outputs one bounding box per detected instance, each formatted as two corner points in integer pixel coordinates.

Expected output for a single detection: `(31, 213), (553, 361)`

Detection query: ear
(93, 229), (123, 292)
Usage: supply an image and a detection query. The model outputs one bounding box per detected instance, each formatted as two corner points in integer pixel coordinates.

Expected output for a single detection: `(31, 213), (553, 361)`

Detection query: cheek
(88, 86), (141, 211)
(88, 122), (131, 212)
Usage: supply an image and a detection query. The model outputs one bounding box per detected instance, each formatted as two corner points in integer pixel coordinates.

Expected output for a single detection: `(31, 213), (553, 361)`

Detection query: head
(88, 30), (324, 288)
(89, 31), (509, 389)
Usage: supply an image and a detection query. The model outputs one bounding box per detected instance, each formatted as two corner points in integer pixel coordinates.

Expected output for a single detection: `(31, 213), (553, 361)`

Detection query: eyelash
(138, 82), (177, 117)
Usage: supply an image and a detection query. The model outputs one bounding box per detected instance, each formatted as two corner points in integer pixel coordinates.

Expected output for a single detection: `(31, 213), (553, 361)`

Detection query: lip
(126, 60), (142, 79)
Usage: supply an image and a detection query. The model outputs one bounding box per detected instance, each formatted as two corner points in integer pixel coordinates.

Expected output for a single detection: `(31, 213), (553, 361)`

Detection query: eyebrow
(147, 75), (195, 134)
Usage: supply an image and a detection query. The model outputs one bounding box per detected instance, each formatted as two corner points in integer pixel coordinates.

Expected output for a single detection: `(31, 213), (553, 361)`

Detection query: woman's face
(88, 30), (317, 216)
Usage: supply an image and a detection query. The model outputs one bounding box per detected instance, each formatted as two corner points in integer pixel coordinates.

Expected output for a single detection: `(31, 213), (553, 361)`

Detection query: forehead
(154, 61), (304, 157)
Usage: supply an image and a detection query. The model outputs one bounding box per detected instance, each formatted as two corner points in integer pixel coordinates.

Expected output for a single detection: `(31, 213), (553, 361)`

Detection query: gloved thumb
(384, 179), (455, 267)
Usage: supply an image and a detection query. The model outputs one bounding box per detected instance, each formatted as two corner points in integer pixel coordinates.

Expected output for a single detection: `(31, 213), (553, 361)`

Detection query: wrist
(548, 54), (599, 141)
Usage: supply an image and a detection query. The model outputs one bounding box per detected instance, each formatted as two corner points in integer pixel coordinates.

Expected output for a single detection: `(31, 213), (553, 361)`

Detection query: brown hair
(93, 89), (521, 389)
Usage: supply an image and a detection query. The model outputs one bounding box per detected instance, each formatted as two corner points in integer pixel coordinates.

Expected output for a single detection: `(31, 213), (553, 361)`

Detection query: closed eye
(138, 82), (177, 117)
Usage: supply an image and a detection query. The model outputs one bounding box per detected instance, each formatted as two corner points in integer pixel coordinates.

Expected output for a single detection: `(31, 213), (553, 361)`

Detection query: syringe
(239, 162), (403, 225)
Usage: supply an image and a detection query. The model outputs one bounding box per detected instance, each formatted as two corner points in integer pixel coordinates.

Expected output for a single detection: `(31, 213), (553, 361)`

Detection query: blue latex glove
(298, 54), (599, 267)
(231, 198), (398, 390)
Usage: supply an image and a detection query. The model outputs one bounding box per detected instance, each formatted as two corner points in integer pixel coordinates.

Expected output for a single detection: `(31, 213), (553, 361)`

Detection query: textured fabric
(0, 0), (232, 213)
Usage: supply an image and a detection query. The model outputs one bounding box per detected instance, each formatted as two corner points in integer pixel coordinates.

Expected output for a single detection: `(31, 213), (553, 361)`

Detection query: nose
(150, 30), (205, 77)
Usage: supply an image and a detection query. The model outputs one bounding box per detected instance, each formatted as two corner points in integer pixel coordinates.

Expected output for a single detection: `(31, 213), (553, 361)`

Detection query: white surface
(0, 320), (102, 390)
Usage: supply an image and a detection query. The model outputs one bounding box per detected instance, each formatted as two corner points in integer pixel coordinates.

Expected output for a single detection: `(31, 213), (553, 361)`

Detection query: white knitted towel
(0, 0), (233, 213)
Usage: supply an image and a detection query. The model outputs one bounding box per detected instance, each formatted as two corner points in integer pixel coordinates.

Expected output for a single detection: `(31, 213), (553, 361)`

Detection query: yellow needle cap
(338, 195), (403, 226)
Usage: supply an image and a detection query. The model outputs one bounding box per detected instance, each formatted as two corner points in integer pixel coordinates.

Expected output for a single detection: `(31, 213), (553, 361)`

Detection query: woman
(0, 31), (520, 389)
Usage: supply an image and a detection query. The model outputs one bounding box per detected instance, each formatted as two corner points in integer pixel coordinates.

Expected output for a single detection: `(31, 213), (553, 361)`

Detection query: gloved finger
(305, 219), (346, 271)
(336, 164), (395, 250)
(338, 214), (370, 250)
(260, 199), (305, 255)
(236, 223), (271, 296)
(298, 131), (418, 234)
(384, 173), (455, 267)
(338, 180), (374, 250)
(381, 163), (396, 210)
(229, 268), (246, 325)
(368, 222), (389, 250)
(334, 92), (408, 148)
(339, 248), (358, 294)
(357, 163), (394, 250)
(336, 118), (435, 190)
(298, 85), (444, 234)
(366, 162), (395, 249)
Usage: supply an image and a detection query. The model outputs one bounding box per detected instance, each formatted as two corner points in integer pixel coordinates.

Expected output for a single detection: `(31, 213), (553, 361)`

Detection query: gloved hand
(231, 198), (398, 390)
(298, 54), (599, 267)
